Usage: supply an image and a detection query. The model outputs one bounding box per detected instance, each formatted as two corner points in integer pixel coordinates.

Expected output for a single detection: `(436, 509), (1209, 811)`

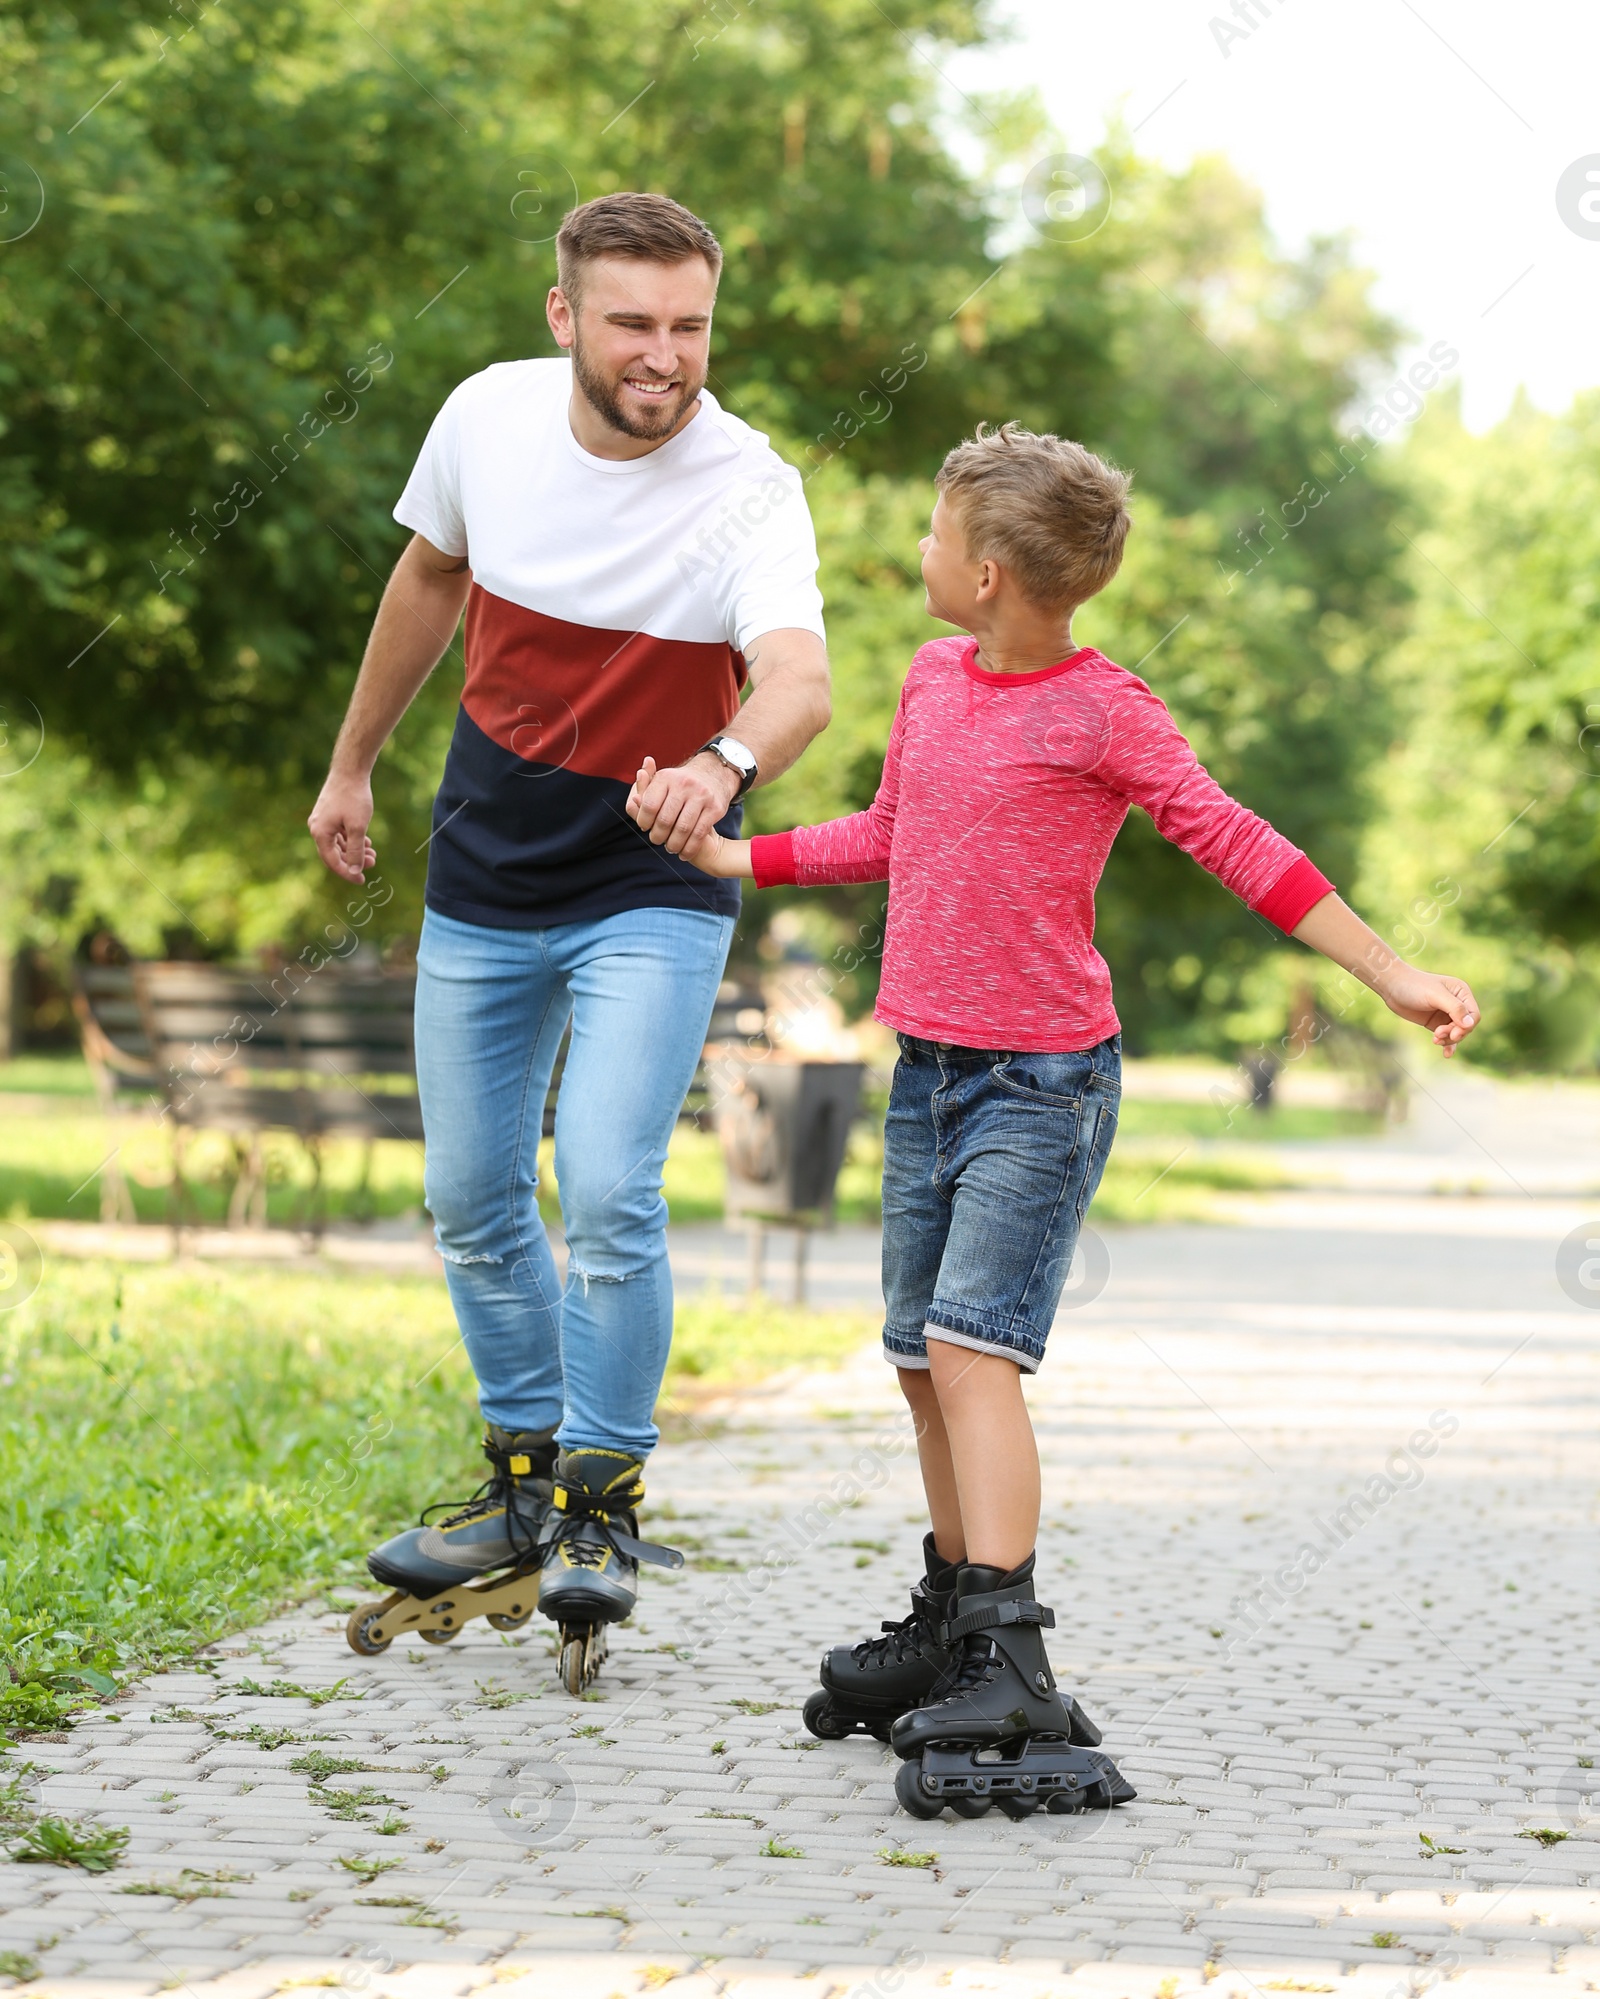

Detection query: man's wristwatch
(697, 734), (759, 799)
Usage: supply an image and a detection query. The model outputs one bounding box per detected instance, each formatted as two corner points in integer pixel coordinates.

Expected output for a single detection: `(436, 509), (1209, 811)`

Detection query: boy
(629, 423), (1479, 1817)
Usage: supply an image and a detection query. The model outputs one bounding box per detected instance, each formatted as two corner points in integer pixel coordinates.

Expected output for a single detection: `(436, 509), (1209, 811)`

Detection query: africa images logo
(1555, 156), (1600, 241)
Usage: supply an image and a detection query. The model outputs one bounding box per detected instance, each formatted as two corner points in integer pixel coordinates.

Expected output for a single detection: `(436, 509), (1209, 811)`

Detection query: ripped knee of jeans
(433, 1219), (504, 1268)
(565, 1253), (652, 1295)
(437, 1243), (502, 1267)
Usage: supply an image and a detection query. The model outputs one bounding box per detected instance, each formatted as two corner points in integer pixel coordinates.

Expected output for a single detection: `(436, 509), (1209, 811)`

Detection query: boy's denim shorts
(881, 1032), (1121, 1374)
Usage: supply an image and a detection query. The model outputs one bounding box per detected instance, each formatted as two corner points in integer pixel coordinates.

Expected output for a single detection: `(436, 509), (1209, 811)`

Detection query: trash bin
(708, 1054), (865, 1222)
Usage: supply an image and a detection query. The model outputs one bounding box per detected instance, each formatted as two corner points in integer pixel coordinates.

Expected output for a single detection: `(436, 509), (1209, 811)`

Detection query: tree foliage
(1, 0), (1448, 1054)
(1357, 391), (1600, 1069)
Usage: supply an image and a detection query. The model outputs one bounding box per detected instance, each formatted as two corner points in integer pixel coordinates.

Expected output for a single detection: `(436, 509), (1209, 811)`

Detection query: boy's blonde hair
(935, 422), (1132, 612)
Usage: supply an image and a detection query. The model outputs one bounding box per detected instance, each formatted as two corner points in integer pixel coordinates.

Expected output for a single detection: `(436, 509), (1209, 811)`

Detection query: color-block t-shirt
(393, 359), (826, 928)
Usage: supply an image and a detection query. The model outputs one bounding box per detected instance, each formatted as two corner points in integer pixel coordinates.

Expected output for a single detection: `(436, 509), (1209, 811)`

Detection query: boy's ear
(973, 556), (1004, 602)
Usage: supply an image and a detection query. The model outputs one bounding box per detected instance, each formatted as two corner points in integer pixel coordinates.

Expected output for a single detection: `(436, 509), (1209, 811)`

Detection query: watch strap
(698, 735), (758, 799)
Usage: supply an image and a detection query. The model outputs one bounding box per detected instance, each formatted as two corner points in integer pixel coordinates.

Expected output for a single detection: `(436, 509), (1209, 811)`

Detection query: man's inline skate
(345, 1425), (559, 1656)
(803, 1534), (961, 1742)
(534, 1446), (684, 1693)
(889, 1553), (1135, 1821)
(345, 1435), (682, 1694)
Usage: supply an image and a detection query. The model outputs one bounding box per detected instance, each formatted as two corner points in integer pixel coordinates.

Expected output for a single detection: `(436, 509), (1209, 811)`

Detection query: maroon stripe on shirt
(759, 636), (1333, 1053)
(462, 584), (746, 784)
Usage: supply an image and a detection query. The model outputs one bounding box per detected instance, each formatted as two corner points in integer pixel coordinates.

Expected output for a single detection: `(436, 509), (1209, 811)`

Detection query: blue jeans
(414, 904), (734, 1457)
(881, 1034), (1121, 1373)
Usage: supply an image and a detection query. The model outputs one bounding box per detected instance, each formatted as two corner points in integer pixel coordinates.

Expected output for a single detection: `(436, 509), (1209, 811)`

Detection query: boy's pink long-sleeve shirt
(750, 636), (1334, 1054)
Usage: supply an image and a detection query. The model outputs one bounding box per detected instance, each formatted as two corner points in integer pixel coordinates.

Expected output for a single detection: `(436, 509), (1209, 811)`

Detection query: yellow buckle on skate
(509, 1454), (531, 1475)
(553, 1486), (568, 1510)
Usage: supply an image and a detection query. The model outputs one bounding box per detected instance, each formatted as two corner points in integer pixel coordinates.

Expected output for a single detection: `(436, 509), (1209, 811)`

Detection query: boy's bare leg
(897, 1366), (965, 1563)
(926, 1341), (1039, 1571)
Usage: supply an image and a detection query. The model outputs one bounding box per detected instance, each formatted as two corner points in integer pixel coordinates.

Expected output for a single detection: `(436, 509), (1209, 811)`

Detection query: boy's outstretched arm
(1291, 892), (1479, 1055)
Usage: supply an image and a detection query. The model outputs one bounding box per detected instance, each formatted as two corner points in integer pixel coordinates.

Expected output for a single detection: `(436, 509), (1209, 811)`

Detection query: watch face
(719, 737), (757, 775)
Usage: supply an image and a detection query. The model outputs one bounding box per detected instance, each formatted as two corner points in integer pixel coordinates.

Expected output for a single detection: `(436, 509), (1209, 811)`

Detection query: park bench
(73, 959), (772, 1235)
(75, 957), (421, 1236)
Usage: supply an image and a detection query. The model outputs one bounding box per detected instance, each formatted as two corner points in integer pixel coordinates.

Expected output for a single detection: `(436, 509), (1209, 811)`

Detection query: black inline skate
(537, 1447), (684, 1694)
(889, 1553), (1135, 1822)
(345, 1424), (557, 1655)
(804, 1534), (961, 1742)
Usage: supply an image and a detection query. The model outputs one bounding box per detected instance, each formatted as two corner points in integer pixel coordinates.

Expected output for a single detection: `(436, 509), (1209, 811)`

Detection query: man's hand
(306, 532), (471, 886)
(1373, 966), (1480, 1056)
(308, 768), (378, 884)
(626, 752), (740, 857)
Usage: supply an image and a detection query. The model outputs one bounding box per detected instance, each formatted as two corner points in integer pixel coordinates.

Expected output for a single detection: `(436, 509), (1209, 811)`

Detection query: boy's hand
(1374, 966), (1480, 1055)
(1291, 895), (1480, 1057)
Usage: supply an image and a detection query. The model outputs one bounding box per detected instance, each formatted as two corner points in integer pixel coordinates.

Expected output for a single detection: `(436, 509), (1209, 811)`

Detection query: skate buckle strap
(481, 1436), (551, 1481)
(544, 1478), (684, 1571)
(941, 1599), (1056, 1645)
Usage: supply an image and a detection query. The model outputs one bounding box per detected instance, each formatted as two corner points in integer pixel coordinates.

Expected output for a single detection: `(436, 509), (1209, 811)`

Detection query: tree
(1354, 390), (1600, 1068)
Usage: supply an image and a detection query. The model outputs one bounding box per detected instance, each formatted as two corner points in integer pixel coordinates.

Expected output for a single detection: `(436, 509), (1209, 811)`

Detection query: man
(309, 193), (829, 1679)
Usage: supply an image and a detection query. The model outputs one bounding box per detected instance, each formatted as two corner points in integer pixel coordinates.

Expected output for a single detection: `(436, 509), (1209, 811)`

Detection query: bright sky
(946, 0), (1600, 429)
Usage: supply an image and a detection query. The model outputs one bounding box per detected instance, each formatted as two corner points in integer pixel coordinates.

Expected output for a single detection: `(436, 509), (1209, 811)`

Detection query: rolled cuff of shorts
(923, 1322), (1042, 1376)
(883, 1342), (930, 1370)
(1254, 854), (1335, 934)
(750, 831), (799, 889)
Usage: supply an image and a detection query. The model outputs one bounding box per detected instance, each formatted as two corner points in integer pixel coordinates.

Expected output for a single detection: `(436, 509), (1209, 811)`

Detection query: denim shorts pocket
(990, 1050), (1090, 1108)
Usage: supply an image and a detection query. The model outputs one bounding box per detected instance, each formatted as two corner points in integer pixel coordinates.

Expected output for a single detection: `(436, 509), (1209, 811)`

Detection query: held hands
(626, 753), (734, 859)
(627, 757), (752, 877)
(308, 770), (378, 884)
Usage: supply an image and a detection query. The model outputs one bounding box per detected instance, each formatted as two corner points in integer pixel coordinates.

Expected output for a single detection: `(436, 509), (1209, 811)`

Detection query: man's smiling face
(549, 255), (717, 443)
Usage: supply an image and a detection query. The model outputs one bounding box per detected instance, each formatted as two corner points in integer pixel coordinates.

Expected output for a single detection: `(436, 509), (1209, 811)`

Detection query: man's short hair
(556, 192), (723, 308)
(936, 422), (1132, 612)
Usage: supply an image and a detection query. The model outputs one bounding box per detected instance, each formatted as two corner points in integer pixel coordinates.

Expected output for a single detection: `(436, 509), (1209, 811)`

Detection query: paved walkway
(3, 1205), (1599, 1997)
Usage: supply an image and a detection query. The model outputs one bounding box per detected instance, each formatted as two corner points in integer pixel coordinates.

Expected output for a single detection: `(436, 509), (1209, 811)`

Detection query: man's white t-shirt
(392, 358), (825, 929)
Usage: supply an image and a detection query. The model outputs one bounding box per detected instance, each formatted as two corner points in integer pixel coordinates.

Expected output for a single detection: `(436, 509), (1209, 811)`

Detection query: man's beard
(570, 330), (703, 442)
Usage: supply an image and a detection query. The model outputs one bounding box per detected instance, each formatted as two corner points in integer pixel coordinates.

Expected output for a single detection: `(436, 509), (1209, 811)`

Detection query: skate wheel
(803, 1690), (852, 1741)
(949, 1796), (989, 1819)
(995, 1793), (1039, 1819)
(559, 1622), (607, 1696)
(487, 1610), (533, 1631)
(345, 1593), (402, 1657)
(420, 1625), (460, 1644)
(894, 1761), (943, 1821)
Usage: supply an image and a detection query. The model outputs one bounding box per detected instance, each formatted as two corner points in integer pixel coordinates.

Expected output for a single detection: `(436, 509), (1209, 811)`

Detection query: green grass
(7, 1816), (129, 1871)
(0, 1107), (428, 1231)
(1091, 1142), (1294, 1223)
(0, 1083), (1377, 1236)
(0, 1107), (881, 1231)
(1114, 1099), (1383, 1143)
(0, 1054), (96, 1096)
(0, 1258), (875, 1727)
